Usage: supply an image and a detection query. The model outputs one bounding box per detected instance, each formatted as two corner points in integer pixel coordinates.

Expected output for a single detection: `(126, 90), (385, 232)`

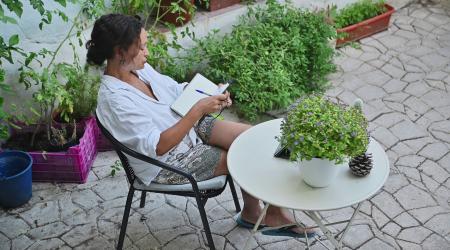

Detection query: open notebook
(171, 73), (228, 117)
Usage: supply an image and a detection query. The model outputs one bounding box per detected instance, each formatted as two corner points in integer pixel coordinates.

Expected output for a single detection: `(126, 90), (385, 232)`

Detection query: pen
(196, 89), (212, 96)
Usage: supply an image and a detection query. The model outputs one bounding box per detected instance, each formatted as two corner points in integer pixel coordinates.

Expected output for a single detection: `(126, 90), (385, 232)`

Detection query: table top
(227, 119), (390, 211)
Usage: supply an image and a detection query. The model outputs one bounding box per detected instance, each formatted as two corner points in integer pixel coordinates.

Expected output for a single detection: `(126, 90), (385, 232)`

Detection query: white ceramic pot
(298, 158), (348, 188)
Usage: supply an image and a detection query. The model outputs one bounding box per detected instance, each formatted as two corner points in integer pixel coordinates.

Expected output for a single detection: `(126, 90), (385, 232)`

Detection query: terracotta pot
(160, 0), (195, 27)
(336, 4), (395, 47)
(196, 0), (240, 11)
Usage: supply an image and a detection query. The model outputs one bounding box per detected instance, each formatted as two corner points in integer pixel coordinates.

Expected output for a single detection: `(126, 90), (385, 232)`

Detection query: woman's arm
(155, 93), (230, 155)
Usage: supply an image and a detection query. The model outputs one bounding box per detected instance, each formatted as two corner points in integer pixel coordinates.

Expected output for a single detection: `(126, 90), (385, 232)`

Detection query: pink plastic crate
(92, 118), (114, 152)
(30, 117), (98, 183)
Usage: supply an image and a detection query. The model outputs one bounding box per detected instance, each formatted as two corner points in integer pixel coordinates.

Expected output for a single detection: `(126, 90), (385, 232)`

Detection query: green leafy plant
(0, 0), (70, 28)
(170, 0), (336, 121)
(12, 0), (105, 148)
(0, 0), (73, 140)
(332, 0), (387, 29)
(110, 160), (123, 177)
(278, 95), (369, 164)
(56, 60), (101, 123)
(19, 66), (73, 146)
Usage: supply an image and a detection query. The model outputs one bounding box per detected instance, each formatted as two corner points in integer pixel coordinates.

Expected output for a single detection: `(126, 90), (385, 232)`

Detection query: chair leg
(228, 177), (241, 212)
(140, 191), (146, 208)
(195, 196), (215, 250)
(117, 187), (135, 250)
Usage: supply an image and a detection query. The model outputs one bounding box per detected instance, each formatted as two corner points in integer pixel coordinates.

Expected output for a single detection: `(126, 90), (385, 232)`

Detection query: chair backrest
(94, 112), (194, 184)
(95, 113), (138, 182)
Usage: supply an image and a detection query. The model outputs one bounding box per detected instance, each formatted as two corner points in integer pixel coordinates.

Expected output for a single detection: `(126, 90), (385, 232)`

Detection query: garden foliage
(163, 0), (336, 121)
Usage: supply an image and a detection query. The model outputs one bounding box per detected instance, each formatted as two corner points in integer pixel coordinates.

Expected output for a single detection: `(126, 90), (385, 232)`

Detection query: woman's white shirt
(96, 63), (197, 185)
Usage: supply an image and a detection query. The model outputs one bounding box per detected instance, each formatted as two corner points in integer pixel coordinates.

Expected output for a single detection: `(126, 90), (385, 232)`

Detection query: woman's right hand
(193, 94), (228, 115)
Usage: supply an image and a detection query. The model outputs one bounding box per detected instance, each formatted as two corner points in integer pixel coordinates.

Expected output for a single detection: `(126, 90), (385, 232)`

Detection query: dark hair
(86, 14), (143, 66)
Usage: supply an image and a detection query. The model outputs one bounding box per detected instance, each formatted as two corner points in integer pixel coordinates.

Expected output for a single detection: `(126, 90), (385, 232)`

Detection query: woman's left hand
(218, 83), (232, 107)
(224, 91), (232, 107)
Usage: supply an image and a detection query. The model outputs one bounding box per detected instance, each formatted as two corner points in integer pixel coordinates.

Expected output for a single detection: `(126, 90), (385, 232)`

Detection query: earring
(120, 57), (125, 65)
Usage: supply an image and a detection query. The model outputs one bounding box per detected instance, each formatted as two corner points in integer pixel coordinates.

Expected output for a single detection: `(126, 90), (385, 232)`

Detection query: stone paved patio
(1, 1), (450, 249)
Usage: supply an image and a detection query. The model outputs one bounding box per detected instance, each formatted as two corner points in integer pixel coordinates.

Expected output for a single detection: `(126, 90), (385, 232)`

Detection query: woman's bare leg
(208, 120), (251, 150)
(213, 151), (263, 222)
(208, 120), (314, 233)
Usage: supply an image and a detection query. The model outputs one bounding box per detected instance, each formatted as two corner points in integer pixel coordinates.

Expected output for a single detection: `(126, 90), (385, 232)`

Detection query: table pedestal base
(243, 203), (362, 250)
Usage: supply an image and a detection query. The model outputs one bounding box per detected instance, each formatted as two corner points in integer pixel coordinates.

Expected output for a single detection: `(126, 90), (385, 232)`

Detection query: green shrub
(167, 0), (336, 121)
(333, 0), (387, 29)
(279, 95), (369, 163)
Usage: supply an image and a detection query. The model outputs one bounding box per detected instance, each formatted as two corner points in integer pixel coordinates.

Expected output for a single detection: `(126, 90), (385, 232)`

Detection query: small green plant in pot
(278, 95), (369, 187)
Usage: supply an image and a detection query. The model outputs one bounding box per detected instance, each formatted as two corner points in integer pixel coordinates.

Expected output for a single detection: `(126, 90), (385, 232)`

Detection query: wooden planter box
(160, 0), (195, 27)
(196, 0), (240, 11)
(336, 4), (395, 47)
(4, 117), (98, 183)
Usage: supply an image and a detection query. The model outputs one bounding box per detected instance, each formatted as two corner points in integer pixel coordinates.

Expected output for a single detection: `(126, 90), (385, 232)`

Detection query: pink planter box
(336, 4), (395, 47)
(92, 118), (114, 152)
(30, 117), (98, 183)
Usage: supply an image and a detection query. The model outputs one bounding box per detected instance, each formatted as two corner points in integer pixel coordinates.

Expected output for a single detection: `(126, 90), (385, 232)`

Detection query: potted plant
(278, 95), (369, 187)
(196, 0), (240, 11)
(327, 0), (395, 47)
(159, 0), (196, 26)
(0, 1), (102, 183)
(3, 62), (98, 183)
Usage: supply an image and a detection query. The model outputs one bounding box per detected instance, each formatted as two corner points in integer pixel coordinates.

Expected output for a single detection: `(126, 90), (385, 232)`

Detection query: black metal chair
(95, 113), (241, 250)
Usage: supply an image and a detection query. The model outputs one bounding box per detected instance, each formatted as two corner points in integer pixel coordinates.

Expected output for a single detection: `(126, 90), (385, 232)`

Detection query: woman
(87, 14), (315, 238)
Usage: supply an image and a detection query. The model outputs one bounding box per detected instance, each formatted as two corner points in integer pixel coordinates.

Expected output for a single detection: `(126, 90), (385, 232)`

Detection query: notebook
(171, 73), (229, 117)
(274, 143), (291, 160)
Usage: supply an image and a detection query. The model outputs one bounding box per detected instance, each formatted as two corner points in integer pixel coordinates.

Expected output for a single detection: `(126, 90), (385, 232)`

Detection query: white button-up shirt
(96, 63), (198, 185)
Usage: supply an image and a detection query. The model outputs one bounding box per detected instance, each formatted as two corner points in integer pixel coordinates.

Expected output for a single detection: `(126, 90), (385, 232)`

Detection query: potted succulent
(326, 0), (395, 47)
(278, 95), (369, 187)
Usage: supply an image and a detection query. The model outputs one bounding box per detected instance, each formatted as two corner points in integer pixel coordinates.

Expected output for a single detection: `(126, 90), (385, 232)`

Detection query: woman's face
(123, 28), (148, 70)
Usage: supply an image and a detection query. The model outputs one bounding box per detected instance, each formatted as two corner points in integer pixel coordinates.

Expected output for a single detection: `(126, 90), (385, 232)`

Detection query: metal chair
(95, 114), (241, 250)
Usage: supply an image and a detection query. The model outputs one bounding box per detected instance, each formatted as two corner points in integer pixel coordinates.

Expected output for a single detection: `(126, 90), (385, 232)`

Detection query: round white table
(227, 119), (390, 249)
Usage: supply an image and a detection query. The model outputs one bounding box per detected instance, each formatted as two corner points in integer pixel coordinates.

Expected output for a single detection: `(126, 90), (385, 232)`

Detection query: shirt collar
(102, 74), (162, 104)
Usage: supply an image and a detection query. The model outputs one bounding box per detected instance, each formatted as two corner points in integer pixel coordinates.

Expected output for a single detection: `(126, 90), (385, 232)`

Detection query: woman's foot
(239, 209), (264, 226)
(238, 207), (316, 237)
(236, 211), (266, 229)
(263, 208), (316, 237)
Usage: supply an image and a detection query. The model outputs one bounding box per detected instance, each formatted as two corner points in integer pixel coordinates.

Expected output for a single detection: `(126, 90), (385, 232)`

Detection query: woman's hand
(223, 91), (232, 107)
(194, 94), (229, 115)
(217, 83), (232, 107)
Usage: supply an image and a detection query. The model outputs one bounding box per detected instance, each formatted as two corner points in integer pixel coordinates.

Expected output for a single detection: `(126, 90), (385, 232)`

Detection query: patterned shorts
(152, 116), (222, 184)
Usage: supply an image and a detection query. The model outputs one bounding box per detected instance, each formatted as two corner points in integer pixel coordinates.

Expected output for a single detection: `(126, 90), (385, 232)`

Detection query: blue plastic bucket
(0, 151), (33, 208)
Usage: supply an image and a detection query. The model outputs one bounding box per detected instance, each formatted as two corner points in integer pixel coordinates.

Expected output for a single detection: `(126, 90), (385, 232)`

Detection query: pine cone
(349, 153), (373, 177)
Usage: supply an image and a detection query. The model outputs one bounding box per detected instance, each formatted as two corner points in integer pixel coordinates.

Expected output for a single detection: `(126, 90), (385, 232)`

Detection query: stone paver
(2, 1), (450, 249)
